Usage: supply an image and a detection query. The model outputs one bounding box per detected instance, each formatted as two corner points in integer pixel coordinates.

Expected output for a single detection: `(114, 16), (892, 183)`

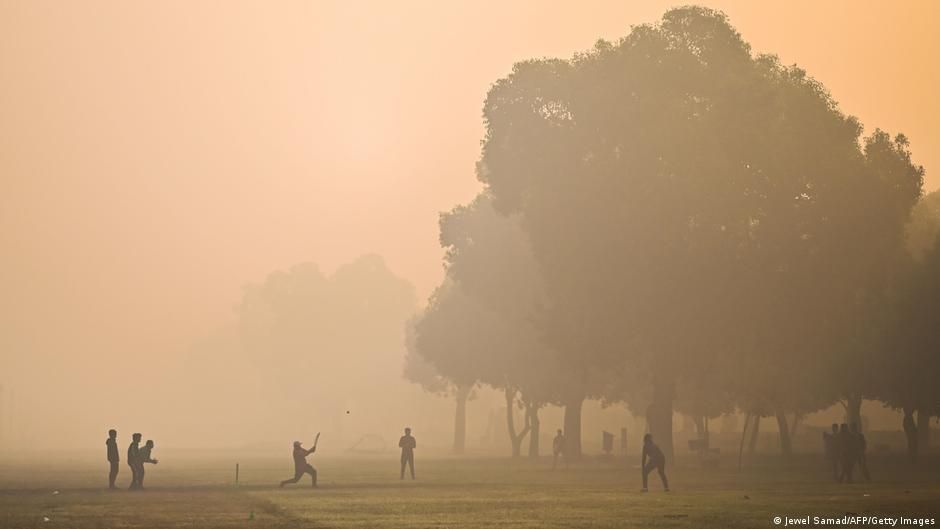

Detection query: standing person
(851, 423), (870, 481)
(823, 423), (840, 481)
(137, 440), (159, 489)
(280, 439), (318, 488)
(641, 433), (670, 492)
(552, 429), (567, 470)
(127, 433), (142, 490)
(399, 427), (416, 480)
(838, 423), (856, 483)
(106, 429), (120, 490)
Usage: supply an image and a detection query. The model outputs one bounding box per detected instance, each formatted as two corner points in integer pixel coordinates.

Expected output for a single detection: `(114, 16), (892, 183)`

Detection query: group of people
(105, 429), (159, 490)
(102, 420), (882, 494)
(551, 428), (670, 492)
(106, 423), (878, 492)
(822, 422), (870, 483)
(278, 427), (418, 489)
(282, 426), (668, 492)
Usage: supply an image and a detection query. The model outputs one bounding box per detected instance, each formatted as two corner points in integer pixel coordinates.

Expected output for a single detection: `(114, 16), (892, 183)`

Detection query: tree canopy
(474, 6), (926, 458)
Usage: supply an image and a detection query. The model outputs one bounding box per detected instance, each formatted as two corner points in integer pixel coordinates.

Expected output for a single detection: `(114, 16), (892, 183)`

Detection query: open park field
(1, 453), (938, 529)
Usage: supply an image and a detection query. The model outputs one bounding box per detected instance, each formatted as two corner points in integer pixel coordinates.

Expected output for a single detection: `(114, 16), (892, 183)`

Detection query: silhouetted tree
(409, 280), (491, 454)
(403, 318), (475, 454)
(880, 229), (940, 460)
(478, 6), (925, 460)
(439, 194), (566, 457)
(905, 190), (940, 262)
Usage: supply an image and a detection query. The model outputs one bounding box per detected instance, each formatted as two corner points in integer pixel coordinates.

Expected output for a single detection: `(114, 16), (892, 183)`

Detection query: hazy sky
(2, 0), (938, 383)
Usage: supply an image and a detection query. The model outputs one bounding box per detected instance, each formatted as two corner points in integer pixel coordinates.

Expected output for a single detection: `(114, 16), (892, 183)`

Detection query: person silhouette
(552, 429), (567, 470)
(399, 427), (416, 480)
(823, 423), (840, 481)
(280, 440), (317, 488)
(851, 423), (870, 482)
(127, 433), (142, 490)
(137, 440), (159, 489)
(641, 433), (670, 492)
(106, 429), (120, 490)
(838, 423), (856, 483)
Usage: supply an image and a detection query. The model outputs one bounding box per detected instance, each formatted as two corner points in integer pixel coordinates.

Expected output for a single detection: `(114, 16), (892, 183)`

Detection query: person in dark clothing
(822, 423), (840, 481)
(552, 429), (567, 470)
(399, 427), (416, 480)
(641, 433), (670, 492)
(838, 423), (856, 483)
(127, 433), (142, 490)
(106, 429), (120, 489)
(137, 440), (159, 489)
(851, 423), (870, 481)
(280, 440), (317, 488)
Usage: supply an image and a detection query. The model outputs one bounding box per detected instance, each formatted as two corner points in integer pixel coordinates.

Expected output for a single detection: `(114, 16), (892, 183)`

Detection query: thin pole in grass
(235, 463), (239, 487)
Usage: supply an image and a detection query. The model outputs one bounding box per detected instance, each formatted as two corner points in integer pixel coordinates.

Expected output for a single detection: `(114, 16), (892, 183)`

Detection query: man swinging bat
(280, 434), (319, 488)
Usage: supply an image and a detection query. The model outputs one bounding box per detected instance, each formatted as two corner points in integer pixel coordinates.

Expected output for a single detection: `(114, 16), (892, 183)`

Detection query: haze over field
(1, 1), (939, 454)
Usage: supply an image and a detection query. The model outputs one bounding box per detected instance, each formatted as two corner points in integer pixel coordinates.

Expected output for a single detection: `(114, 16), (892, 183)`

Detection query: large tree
(441, 194), (570, 457)
(878, 190), (940, 461)
(403, 320), (475, 454)
(411, 195), (566, 457)
(478, 6), (923, 459)
(408, 280), (490, 454)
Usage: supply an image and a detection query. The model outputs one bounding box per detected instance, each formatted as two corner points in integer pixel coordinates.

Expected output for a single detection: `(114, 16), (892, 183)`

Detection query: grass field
(1, 453), (938, 528)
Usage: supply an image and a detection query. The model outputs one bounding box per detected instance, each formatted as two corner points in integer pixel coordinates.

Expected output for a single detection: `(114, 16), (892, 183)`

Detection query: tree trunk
(505, 388), (531, 458)
(917, 407), (931, 452)
(692, 415), (706, 439)
(527, 404), (540, 458)
(846, 394), (863, 430)
(648, 370), (676, 461)
(775, 411), (792, 459)
(747, 415), (761, 455)
(453, 384), (470, 454)
(902, 406), (918, 464)
(563, 395), (584, 459)
(737, 413), (750, 472)
(789, 413), (803, 437)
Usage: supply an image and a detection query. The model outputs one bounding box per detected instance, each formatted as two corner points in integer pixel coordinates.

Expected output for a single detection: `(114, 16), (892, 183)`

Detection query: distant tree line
(405, 6), (939, 462)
